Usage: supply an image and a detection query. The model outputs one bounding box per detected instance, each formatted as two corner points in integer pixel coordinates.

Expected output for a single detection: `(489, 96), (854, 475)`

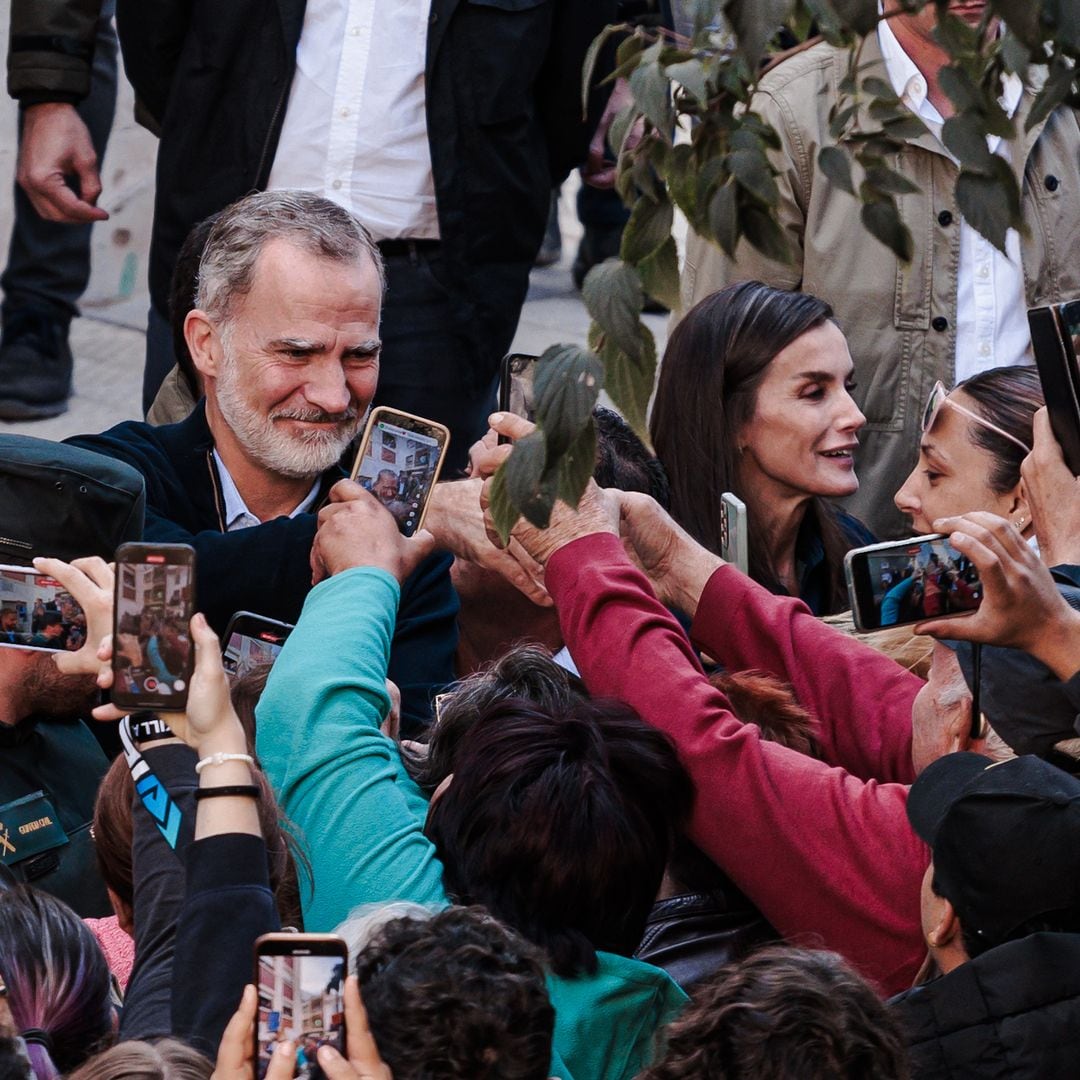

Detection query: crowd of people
(2, 1), (1080, 1079)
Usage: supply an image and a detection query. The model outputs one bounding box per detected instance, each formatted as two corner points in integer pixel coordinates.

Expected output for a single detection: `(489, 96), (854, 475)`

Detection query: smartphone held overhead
(845, 534), (983, 632)
(349, 407), (450, 536)
(222, 611), (293, 681)
(111, 543), (196, 712)
(255, 933), (348, 1079)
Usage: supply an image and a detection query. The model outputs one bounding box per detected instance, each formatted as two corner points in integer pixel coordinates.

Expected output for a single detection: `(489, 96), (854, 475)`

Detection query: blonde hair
(821, 613), (934, 680)
(67, 1040), (211, 1080)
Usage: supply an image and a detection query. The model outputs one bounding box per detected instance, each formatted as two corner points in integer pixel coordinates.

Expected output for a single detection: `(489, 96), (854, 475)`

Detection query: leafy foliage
(491, 0), (1080, 536)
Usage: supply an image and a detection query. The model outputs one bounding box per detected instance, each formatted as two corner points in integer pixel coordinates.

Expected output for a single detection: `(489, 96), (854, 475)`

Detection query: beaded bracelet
(193, 784), (260, 801)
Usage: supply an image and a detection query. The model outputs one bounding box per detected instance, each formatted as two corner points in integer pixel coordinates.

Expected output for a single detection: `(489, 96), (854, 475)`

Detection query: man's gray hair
(195, 189), (385, 325)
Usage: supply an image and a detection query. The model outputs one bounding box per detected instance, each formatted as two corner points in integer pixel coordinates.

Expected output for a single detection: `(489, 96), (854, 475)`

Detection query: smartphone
(111, 543), (196, 712)
(349, 407), (450, 537)
(255, 933), (348, 1079)
(497, 353), (540, 444)
(0, 565), (87, 652)
(719, 493), (749, 575)
(844, 534), (983, 632)
(1029, 300), (1080, 475)
(222, 611), (293, 680)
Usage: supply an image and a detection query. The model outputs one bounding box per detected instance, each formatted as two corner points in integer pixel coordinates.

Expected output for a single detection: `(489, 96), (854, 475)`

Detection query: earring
(1015, 515), (1028, 530)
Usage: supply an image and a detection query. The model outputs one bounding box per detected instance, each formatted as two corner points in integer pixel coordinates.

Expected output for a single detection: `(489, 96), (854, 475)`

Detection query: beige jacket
(681, 35), (1080, 537)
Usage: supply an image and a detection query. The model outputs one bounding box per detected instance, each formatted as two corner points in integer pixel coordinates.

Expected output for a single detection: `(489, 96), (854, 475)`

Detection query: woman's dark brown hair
(650, 280), (853, 610)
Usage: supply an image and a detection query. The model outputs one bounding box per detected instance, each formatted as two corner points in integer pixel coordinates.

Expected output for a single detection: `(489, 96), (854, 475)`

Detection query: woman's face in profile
(894, 389), (1017, 534)
(737, 321), (866, 504)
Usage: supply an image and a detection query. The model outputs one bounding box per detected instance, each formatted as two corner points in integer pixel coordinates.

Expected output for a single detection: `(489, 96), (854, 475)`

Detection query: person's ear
(185, 309), (224, 381)
(1008, 479), (1032, 533)
(107, 886), (135, 938)
(926, 896), (961, 949)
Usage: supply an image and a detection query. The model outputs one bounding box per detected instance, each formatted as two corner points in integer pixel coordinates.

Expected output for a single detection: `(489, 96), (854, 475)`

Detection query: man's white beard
(214, 347), (364, 480)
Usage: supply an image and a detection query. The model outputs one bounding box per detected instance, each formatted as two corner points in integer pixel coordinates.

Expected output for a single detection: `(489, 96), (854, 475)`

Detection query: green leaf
(864, 164), (921, 196)
(942, 112), (994, 170)
(955, 156), (1021, 254)
(487, 464), (518, 546)
(861, 75), (899, 101)
(998, 30), (1030, 80)
(665, 59), (710, 106)
(600, 324), (658, 437)
(828, 101), (860, 139)
(938, 66), (980, 113)
(581, 24), (626, 119)
(881, 112), (929, 140)
(532, 345), (604, 457)
(860, 197), (914, 261)
(1025, 56), (1075, 132)
(638, 236), (682, 313)
(741, 204), (793, 264)
(581, 260), (646, 362)
(629, 60), (674, 133)
(989, 0), (1043, 50)
(817, 145), (855, 196)
(616, 32), (646, 69)
(555, 419), (599, 510)
(609, 104), (641, 160)
(830, 0), (880, 35)
(501, 429), (556, 530)
(727, 0), (794, 69)
(708, 180), (740, 258)
(620, 194), (675, 263)
(727, 148), (780, 206)
(666, 142), (698, 220)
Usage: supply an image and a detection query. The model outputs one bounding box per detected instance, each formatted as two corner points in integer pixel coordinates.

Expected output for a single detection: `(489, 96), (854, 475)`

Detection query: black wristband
(129, 712), (176, 743)
(193, 785), (260, 802)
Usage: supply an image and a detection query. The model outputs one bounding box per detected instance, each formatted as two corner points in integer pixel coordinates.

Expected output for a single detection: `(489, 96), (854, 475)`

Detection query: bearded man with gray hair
(68, 190), (458, 733)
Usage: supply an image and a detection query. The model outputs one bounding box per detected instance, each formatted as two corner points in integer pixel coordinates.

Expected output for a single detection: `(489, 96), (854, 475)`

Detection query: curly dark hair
(354, 906), (554, 1080)
(639, 947), (909, 1080)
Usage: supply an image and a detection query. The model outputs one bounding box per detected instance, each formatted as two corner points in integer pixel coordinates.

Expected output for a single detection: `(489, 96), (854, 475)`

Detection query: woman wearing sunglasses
(895, 367), (1043, 539)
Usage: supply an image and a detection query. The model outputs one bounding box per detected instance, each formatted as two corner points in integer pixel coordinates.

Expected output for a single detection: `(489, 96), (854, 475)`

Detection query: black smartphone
(349, 407), (450, 537)
(0, 564), (86, 652)
(497, 353), (540, 444)
(222, 611), (293, 680)
(844, 534), (983, 632)
(254, 933), (349, 1079)
(111, 542), (196, 712)
(1028, 300), (1080, 475)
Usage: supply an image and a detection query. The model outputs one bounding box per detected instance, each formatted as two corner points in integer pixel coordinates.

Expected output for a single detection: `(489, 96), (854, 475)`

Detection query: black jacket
(889, 933), (1080, 1079)
(67, 402), (458, 734)
(113, 0), (616, 354)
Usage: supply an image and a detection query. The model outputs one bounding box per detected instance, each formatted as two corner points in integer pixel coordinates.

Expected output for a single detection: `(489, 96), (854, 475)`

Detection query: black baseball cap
(907, 752), (1080, 941)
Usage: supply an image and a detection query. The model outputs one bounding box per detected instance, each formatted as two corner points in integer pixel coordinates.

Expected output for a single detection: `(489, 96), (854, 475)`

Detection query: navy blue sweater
(68, 402), (458, 734)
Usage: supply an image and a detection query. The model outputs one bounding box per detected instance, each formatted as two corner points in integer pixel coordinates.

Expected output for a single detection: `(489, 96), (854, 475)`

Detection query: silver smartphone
(844, 534), (983, 632)
(720, 492), (749, 575)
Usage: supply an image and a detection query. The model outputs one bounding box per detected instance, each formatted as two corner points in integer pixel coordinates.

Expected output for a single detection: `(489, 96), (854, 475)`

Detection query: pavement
(0, 21), (669, 442)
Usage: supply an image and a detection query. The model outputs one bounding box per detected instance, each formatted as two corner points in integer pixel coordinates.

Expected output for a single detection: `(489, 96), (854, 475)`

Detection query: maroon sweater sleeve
(546, 533), (926, 996)
(692, 565), (919, 786)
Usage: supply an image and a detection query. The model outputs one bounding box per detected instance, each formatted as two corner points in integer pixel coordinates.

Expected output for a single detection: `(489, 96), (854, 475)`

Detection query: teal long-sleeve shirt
(257, 567), (686, 1080)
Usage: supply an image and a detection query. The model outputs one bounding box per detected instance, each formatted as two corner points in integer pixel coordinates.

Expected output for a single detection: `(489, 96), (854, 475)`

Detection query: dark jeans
(143, 243), (519, 474)
(0, 0), (119, 325)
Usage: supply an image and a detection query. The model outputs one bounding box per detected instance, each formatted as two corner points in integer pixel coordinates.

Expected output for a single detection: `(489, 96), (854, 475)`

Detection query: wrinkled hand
(581, 78), (638, 190)
(916, 512), (1080, 677)
(427, 476), (550, 607)
(481, 415), (618, 565)
(17, 103), (108, 223)
(311, 480), (436, 585)
(615, 491), (722, 614)
(32, 556), (114, 677)
(1021, 408), (1080, 567)
(466, 428), (501, 479)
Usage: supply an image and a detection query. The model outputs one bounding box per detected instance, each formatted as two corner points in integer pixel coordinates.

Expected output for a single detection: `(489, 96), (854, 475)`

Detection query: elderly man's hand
(312, 480), (436, 585)
(32, 556), (114, 677)
(480, 414), (618, 565)
(1021, 407), (1080, 567)
(426, 477), (550, 606)
(917, 511), (1080, 679)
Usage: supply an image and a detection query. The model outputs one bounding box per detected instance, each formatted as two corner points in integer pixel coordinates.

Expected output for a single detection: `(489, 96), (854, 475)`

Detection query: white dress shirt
(877, 15), (1032, 381)
(267, 0), (439, 241)
(213, 450), (321, 532)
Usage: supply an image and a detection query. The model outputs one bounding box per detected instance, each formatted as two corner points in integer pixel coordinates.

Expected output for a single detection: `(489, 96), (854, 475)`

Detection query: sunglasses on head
(921, 381), (1032, 455)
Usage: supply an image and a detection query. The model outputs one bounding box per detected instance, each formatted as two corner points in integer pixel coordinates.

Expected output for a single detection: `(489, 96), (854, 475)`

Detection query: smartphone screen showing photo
(0, 566), (86, 652)
(223, 625), (290, 680)
(257, 953), (346, 1079)
(114, 557), (194, 702)
(353, 414), (447, 537)
(856, 536), (982, 630)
